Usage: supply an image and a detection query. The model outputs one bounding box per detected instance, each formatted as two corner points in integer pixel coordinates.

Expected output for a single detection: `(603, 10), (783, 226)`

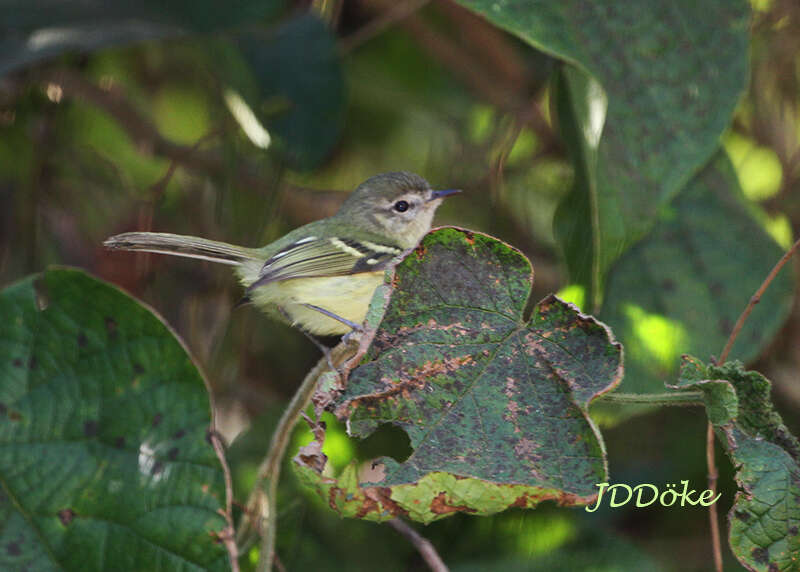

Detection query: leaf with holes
(671, 357), (800, 572)
(0, 268), (229, 571)
(294, 228), (623, 523)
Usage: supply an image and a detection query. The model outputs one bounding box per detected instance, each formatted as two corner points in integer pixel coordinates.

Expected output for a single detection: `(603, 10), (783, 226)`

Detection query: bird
(104, 171), (459, 336)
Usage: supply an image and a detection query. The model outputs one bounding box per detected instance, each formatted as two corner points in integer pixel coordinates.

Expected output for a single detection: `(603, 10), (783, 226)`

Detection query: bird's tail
(104, 232), (259, 266)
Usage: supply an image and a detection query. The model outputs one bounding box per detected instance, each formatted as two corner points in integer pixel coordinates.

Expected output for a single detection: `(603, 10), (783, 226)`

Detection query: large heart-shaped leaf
(0, 268), (229, 571)
(294, 228), (622, 523)
(455, 0), (749, 300)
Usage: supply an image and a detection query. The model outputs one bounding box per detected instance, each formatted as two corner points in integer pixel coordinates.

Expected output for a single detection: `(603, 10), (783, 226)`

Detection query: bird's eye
(393, 200), (410, 212)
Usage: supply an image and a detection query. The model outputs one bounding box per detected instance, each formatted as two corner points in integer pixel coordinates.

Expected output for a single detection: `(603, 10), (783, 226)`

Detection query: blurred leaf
(221, 14), (345, 169)
(295, 228), (622, 523)
(0, 268), (229, 571)
(672, 357), (800, 572)
(0, 0), (284, 76)
(455, 0), (749, 302)
(599, 153), (794, 393)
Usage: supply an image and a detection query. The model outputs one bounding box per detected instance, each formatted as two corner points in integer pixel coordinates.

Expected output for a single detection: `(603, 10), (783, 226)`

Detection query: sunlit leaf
(295, 228), (622, 523)
(599, 152), (794, 393)
(672, 357), (800, 572)
(0, 268), (229, 571)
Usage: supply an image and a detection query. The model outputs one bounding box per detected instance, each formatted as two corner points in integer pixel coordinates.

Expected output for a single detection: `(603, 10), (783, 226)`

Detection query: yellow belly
(248, 272), (384, 335)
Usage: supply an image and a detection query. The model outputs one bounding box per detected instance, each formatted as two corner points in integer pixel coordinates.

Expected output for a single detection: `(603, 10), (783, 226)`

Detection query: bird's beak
(428, 189), (462, 202)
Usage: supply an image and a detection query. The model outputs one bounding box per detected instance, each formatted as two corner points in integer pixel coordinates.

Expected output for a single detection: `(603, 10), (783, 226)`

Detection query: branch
(598, 391), (704, 406)
(33, 68), (346, 223)
(387, 518), (449, 572)
(209, 431), (240, 572)
(237, 340), (360, 572)
(718, 235), (800, 363)
(706, 235), (800, 572)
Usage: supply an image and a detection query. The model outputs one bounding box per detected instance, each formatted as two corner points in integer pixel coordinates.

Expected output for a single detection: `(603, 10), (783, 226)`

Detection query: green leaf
(455, 0), (750, 300)
(223, 14), (345, 169)
(294, 228), (622, 523)
(671, 357), (800, 572)
(598, 152), (794, 393)
(0, 268), (229, 571)
(0, 0), (284, 76)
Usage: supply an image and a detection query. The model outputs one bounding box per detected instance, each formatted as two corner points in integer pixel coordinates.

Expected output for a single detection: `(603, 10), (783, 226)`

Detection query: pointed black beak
(428, 189), (462, 202)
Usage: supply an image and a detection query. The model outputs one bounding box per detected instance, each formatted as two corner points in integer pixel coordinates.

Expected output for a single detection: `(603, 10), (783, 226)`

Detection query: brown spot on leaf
(8, 411), (21, 422)
(152, 413), (163, 427)
(58, 508), (75, 525)
(751, 547), (769, 564)
(173, 429), (186, 439)
(463, 231), (475, 245)
(12, 358), (22, 368)
(661, 279), (675, 291)
(710, 282), (723, 296)
(734, 510), (750, 521)
(83, 421), (98, 437)
(114, 437), (125, 448)
(28, 357), (37, 370)
(167, 447), (179, 461)
(414, 244), (427, 259)
(133, 363), (144, 374)
(105, 317), (117, 338)
(719, 318), (732, 336)
(6, 542), (20, 556)
(0, 403), (5, 416)
(789, 526), (798, 536)
(77, 332), (88, 348)
(430, 492), (476, 515)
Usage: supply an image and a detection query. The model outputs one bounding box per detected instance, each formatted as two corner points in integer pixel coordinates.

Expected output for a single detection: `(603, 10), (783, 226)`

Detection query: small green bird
(104, 172), (459, 336)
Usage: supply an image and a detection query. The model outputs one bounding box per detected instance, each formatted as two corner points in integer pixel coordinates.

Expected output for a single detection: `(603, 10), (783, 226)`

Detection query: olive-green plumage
(104, 172), (458, 335)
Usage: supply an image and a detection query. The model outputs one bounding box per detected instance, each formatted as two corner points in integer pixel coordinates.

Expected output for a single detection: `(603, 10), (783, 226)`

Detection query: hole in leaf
(355, 423), (412, 464)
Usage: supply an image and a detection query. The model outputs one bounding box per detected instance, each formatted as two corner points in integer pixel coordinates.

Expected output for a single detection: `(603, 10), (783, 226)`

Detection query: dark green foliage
(0, 269), (228, 571)
(673, 357), (800, 571)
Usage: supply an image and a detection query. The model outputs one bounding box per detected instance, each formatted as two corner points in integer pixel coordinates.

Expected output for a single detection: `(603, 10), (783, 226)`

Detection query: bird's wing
(246, 236), (403, 292)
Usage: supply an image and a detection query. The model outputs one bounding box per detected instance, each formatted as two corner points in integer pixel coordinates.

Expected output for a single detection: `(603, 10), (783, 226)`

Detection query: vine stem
(598, 391), (704, 406)
(387, 519), (449, 572)
(237, 341), (358, 571)
(707, 235), (800, 572)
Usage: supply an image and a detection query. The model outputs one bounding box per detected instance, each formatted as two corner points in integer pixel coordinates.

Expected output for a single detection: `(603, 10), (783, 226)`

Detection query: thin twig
(718, 236), (800, 363)
(32, 68), (345, 221)
(339, 0), (433, 53)
(387, 518), (449, 572)
(706, 422), (723, 572)
(706, 235), (800, 572)
(209, 431), (241, 572)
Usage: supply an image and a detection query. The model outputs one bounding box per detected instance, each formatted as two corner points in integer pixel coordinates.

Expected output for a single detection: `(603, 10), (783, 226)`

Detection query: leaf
(224, 14), (345, 169)
(0, 268), (229, 571)
(0, 0), (284, 76)
(671, 357), (800, 572)
(598, 152), (795, 393)
(455, 0), (750, 298)
(294, 228), (622, 523)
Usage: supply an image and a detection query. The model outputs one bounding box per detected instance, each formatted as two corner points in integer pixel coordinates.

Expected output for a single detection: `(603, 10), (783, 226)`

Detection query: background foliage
(1, 0), (800, 570)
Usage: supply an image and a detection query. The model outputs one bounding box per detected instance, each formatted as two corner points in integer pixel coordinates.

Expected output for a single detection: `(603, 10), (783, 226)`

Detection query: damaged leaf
(294, 228), (623, 523)
(671, 356), (800, 572)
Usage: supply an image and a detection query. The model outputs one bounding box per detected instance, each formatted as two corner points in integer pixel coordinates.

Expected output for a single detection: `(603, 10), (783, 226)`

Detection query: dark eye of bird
(394, 200), (410, 212)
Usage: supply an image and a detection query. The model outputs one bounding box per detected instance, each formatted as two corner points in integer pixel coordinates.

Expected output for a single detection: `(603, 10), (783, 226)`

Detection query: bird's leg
(301, 303), (364, 333)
